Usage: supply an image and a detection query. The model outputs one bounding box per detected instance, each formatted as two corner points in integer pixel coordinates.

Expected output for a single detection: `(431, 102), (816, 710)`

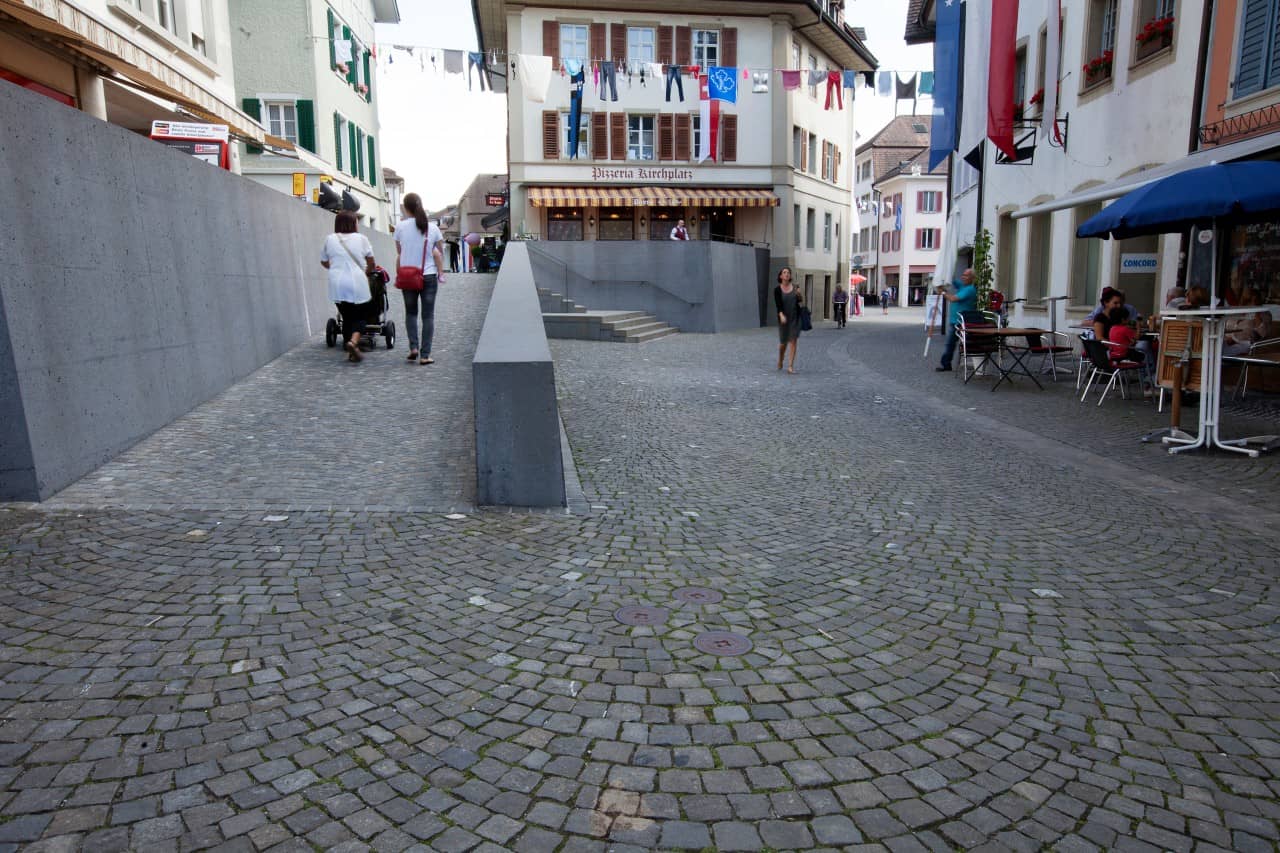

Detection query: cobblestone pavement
(47, 274), (494, 513)
(0, 309), (1277, 852)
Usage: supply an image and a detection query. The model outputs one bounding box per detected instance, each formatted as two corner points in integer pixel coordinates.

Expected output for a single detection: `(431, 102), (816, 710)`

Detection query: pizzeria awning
(527, 186), (779, 208)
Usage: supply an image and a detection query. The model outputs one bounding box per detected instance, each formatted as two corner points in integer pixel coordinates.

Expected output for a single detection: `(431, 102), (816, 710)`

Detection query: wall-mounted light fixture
(588, 215), (595, 227)
(640, 217), (647, 228)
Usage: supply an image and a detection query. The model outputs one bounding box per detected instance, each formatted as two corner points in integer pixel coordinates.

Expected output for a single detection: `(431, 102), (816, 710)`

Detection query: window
(998, 213), (1018, 297)
(807, 134), (817, 174)
(1071, 204), (1103, 306)
(1015, 46), (1028, 109)
(266, 102), (298, 144)
(693, 29), (719, 67)
(793, 205), (801, 246)
(650, 207), (682, 240)
(692, 114), (702, 160)
(627, 115), (655, 160)
(823, 213), (832, 251)
(191, 34), (206, 56)
(792, 126), (804, 169)
(917, 228), (939, 250)
(1027, 213), (1052, 302)
(806, 208), (816, 249)
(792, 42), (801, 69)
(628, 27), (655, 63)
(336, 114), (351, 173)
(821, 142), (830, 180)
(1234, 0), (1279, 97)
(808, 53), (819, 97)
(955, 156), (980, 194)
(562, 111), (589, 158)
(882, 232), (890, 252)
(157, 0), (178, 35)
(561, 23), (589, 62)
(598, 206), (634, 241)
(892, 231), (901, 252)
(548, 208), (584, 241)
(918, 191), (941, 212)
(1084, 0), (1118, 85)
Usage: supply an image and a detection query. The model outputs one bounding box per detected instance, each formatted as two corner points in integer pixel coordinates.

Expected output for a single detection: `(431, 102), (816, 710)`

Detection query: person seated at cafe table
(1224, 287), (1274, 356)
(1095, 301), (1155, 393)
(1084, 287), (1140, 331)
(1179, 285), (1212, 310)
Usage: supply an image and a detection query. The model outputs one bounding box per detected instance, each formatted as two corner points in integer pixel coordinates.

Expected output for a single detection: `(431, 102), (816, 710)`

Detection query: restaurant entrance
(699, 207), (735, 242)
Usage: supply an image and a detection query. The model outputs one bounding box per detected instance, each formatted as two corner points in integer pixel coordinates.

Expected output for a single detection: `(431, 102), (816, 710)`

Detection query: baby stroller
(326, 266), (395, 350)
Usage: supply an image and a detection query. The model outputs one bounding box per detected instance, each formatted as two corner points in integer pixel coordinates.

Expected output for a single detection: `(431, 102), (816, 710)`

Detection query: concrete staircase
(538, 288), (678, 343)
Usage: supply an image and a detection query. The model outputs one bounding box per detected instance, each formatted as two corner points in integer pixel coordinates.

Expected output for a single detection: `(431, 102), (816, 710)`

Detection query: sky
(373, 0), (934, 213)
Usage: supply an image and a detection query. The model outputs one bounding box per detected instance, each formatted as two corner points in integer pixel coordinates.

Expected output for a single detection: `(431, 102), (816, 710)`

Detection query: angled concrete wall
(0, 82), (394, 500)
(526, 241), (765, 333)
(473, 243), (565, 507)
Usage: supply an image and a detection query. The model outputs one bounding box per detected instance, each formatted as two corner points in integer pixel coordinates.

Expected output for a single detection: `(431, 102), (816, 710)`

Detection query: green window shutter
(327, 9), (336, 68)
(296, 99), (316, 153)
(333, 112), (343, 171)
(348, 121), (357, 175)
(356, 128), (365, 181)
(242, 98), (263, 153)
(363, 51), (372, 101)
(343, 28), (356, 84)
(367, 135), (376, 187)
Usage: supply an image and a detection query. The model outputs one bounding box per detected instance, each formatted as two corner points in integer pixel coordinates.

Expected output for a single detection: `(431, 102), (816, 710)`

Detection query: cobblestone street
(0, 301), (1277, 852)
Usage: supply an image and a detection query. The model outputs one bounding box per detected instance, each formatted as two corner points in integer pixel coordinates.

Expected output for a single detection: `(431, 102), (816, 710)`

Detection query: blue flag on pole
(929, 0), (962, 171)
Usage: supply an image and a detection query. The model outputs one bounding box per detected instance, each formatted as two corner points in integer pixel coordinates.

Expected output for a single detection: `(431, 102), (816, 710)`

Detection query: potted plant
(357, 83), (369, 95)
(1082, 50), (1114, 86)
(336, 62), (349, 75)
(973, 228), (995, 312)
(1135, 15), (1174, 59)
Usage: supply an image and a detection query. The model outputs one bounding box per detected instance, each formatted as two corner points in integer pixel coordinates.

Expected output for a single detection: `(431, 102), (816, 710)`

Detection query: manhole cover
(674, 587), (724, 604)
(693, 631), (753, 656)
(614, 605), (669, 626)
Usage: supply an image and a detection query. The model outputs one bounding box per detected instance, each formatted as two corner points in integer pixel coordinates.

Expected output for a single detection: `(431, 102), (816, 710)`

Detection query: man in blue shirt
(936, 268), (977, 372)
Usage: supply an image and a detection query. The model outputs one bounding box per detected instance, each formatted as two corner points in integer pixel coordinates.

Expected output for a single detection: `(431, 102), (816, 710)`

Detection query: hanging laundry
(568, 68), (585, 158)
(807, 69), (825, 87)
(664, 64), (684, 101)
(919, 71), (935, 95)
(842, 70), (858, 89)
(751, 71), (769, 94)
(517, 54), (552, 102)
(564, 58), (583, 76)
(648, 62), (664, 82)
(824, 70), (843, 110)
(599, 61), (618, 101)
(896, 72), (917, 100)
(862, 70), (875, 88)
(443, 49), (465, 74)
(876, 70), (893, 96)
(780, 70), (802, 91)
(335, 38), (353, 64)
(467, 52), (488, 91)
(707, 67), (737, 103)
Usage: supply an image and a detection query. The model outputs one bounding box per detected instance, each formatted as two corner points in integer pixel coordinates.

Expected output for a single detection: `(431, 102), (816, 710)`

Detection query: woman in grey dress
(774, 266), (803, 373)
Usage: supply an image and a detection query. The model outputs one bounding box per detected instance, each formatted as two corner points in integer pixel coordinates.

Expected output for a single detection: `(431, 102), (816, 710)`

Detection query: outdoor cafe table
(1163, 305), (1280, 458)
(963, 327), (1050, 391)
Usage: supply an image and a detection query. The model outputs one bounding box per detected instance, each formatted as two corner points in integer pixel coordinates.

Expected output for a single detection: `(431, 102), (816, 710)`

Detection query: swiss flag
(987, 0), (1019, 160)
(698, 74), (718, 162)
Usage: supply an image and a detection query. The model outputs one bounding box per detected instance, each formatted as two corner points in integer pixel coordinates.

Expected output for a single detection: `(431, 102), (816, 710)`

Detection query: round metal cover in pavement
(693, 631), (753, 656)
(614, 605), (669, 626)
(674, 587), (724, 604)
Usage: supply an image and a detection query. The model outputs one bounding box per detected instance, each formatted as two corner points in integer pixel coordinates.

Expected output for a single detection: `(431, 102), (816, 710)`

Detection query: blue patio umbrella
(1075, 161), (1280, 304)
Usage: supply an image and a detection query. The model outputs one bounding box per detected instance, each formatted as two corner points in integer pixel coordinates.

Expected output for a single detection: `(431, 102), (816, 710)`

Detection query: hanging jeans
(599, 61), (618, 101)
(568, 69), (584, 158)
(664, 64), (684, 101)
(467, 52), (488, 91)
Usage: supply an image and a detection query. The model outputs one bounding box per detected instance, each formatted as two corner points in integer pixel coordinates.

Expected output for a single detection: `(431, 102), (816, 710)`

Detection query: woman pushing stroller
(321, 211), (377, 362)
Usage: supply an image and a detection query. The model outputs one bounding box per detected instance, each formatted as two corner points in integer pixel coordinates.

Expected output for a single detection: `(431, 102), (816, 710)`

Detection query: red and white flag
(986, 0), (1019, 160)
(1042, 0), (1063, 144)
(698, 74), (718, 162)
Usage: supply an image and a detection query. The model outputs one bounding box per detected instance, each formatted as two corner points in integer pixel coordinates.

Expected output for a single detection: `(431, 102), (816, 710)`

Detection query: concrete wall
(0, 82), (393, 500)
(526, 241), (762, 333)
(472, 243), (565, 508)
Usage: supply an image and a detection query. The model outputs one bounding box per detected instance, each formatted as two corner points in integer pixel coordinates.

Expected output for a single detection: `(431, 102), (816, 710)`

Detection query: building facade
(872, 150), (947, 307)
(475, 0), (876, 312)
(228, 0), (398, 229)
(1, 0), (265, 159)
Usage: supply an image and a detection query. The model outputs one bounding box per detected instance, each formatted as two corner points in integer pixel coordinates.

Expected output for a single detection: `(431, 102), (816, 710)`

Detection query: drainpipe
(1189, 0), (1215, 155)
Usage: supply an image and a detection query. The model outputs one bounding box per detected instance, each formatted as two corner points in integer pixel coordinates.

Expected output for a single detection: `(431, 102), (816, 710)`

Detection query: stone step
(543, 310), (678, 343)
(621, 326), (679, 344)
(609, 320), (669, 336)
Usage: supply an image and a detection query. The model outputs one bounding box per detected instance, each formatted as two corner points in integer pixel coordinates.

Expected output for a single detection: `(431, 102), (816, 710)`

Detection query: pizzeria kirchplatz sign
(590, 166), (696, 182)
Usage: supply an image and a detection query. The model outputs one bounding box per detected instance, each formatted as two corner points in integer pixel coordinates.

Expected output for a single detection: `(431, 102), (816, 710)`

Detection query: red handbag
(394, 230), (429, 291)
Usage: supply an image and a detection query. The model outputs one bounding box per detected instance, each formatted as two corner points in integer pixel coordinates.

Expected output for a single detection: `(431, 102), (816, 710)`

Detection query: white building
(873, 149), (947, 307)
(474, 0), (877, 314)
(0, 0), (265, 159)
(228, 0), (399, 228)
(917, 0), (1205, 324)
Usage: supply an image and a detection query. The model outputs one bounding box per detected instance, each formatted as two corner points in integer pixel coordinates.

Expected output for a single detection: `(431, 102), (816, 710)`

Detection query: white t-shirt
(320, 233), (373, 304)
(394, 218), (444, 275)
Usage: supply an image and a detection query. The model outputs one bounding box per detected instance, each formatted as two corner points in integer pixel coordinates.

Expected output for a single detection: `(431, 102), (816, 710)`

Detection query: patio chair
(1080, 338), (1144, 405)
(957, 313), (1000, 383)
(1024, 331), (1075, 380)
(1227, 336), (1280, 401)
(1155, 319), (1203, 413)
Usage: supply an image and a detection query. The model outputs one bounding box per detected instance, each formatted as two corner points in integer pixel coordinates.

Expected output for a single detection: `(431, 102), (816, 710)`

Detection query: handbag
(800, 305), (813, 331)
(395, 228), (430, 292)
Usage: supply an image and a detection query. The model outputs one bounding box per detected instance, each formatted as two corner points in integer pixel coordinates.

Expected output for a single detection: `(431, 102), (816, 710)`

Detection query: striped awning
(528, 186), (779, 208)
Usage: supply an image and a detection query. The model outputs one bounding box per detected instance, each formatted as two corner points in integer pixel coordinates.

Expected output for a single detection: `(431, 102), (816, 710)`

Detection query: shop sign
(485, 193), (505, 207)
(590, 166), (696, 181)
(1120, 253), (1159, 273)
(292, 173), (306, 196)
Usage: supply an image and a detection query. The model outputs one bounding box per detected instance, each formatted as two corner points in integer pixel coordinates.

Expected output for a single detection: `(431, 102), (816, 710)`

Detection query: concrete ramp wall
(0, 82), (394, 500)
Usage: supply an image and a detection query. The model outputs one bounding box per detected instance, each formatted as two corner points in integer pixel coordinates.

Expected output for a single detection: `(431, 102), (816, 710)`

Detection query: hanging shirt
(517, 54), (553, 102)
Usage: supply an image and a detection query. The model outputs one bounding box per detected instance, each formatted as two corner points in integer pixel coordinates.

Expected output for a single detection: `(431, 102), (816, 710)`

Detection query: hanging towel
(876, 70), (893, 96)
(842, 70), (858, 89)
(443, 50), (465, 74)
(807, 69), (826, 87)
(517, 54), (553, 102)
(919, 71), (935, 95)
(780, 70), (802, 91)
(751, 71), (769, 94)
(862, 70), (875, 88)
(896, 72), (917, 100)
(335, 38), (353, 64)
(648, 62), (664, 80)
(564, 58), (583, 76)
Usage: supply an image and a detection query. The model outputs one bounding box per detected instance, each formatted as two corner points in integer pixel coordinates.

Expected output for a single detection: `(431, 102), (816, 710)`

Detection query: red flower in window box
(1082, 50), (1113, 84)
(1136, 15), (1175, 46)
(336, 62), (349, 74)
(357, 83), (369, 95)
(1028, 87), (1045, 107)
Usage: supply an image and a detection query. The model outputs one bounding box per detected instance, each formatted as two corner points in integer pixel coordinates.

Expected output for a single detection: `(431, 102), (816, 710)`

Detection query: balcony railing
(1200, 102), (1280, 147)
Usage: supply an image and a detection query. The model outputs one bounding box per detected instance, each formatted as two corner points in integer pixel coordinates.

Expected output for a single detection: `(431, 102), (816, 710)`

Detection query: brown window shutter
(658, 114), (674, 161)
(543, 111), (560, 159)
(543, 21), (560, 66)
(590, 23), (605, 63)
(674, 113), (691, 160)
(676, 26), (691, 66)
(610, 113), (626, 161)
(659, 26), (673, 65)
(722, 114), (737, 162)
(611, 23), (627, 62)
(835, 147), (841, 183)
(722, 28), (737, 68)
(592, 112), (608, 159)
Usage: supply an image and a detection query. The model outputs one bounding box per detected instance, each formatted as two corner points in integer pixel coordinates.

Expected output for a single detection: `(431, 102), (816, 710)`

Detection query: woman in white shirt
(393, 193), (445, 365)
(320, 211), (376, 362)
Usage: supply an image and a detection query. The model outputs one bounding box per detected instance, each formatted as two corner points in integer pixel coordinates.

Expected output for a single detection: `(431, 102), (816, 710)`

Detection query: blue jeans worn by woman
(402, 275), (438, 356)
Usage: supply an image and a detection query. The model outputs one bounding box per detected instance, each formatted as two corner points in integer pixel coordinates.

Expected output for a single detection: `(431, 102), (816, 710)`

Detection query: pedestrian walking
(449, 241), (460, 273)
(881, 286), (892, 315)
(320, 211), (376, 363)
(670, 218), (689, 240)
(935, 268), (977, 372)
(774, 266), (803, 374)
(394, 193), (446, 365)
(833, 284), (848, 328)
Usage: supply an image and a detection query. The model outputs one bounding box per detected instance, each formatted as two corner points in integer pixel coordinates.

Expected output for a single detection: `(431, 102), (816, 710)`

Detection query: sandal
(345, 340), (363, 362)
(420, 356), (435, 365)
(406, 349), (419, 361)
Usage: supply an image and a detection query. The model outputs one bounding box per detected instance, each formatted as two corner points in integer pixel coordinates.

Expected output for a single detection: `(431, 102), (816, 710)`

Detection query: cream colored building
(0, 0), (267, 166)
(474, 0), (877, 310)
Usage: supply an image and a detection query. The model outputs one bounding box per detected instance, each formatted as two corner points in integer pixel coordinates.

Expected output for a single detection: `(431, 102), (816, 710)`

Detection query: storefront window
(649, 207), (683, 240)
(1226, 222), (1280, 305)
(547, 208), (583, 241)
(598, 207), (634, 241)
